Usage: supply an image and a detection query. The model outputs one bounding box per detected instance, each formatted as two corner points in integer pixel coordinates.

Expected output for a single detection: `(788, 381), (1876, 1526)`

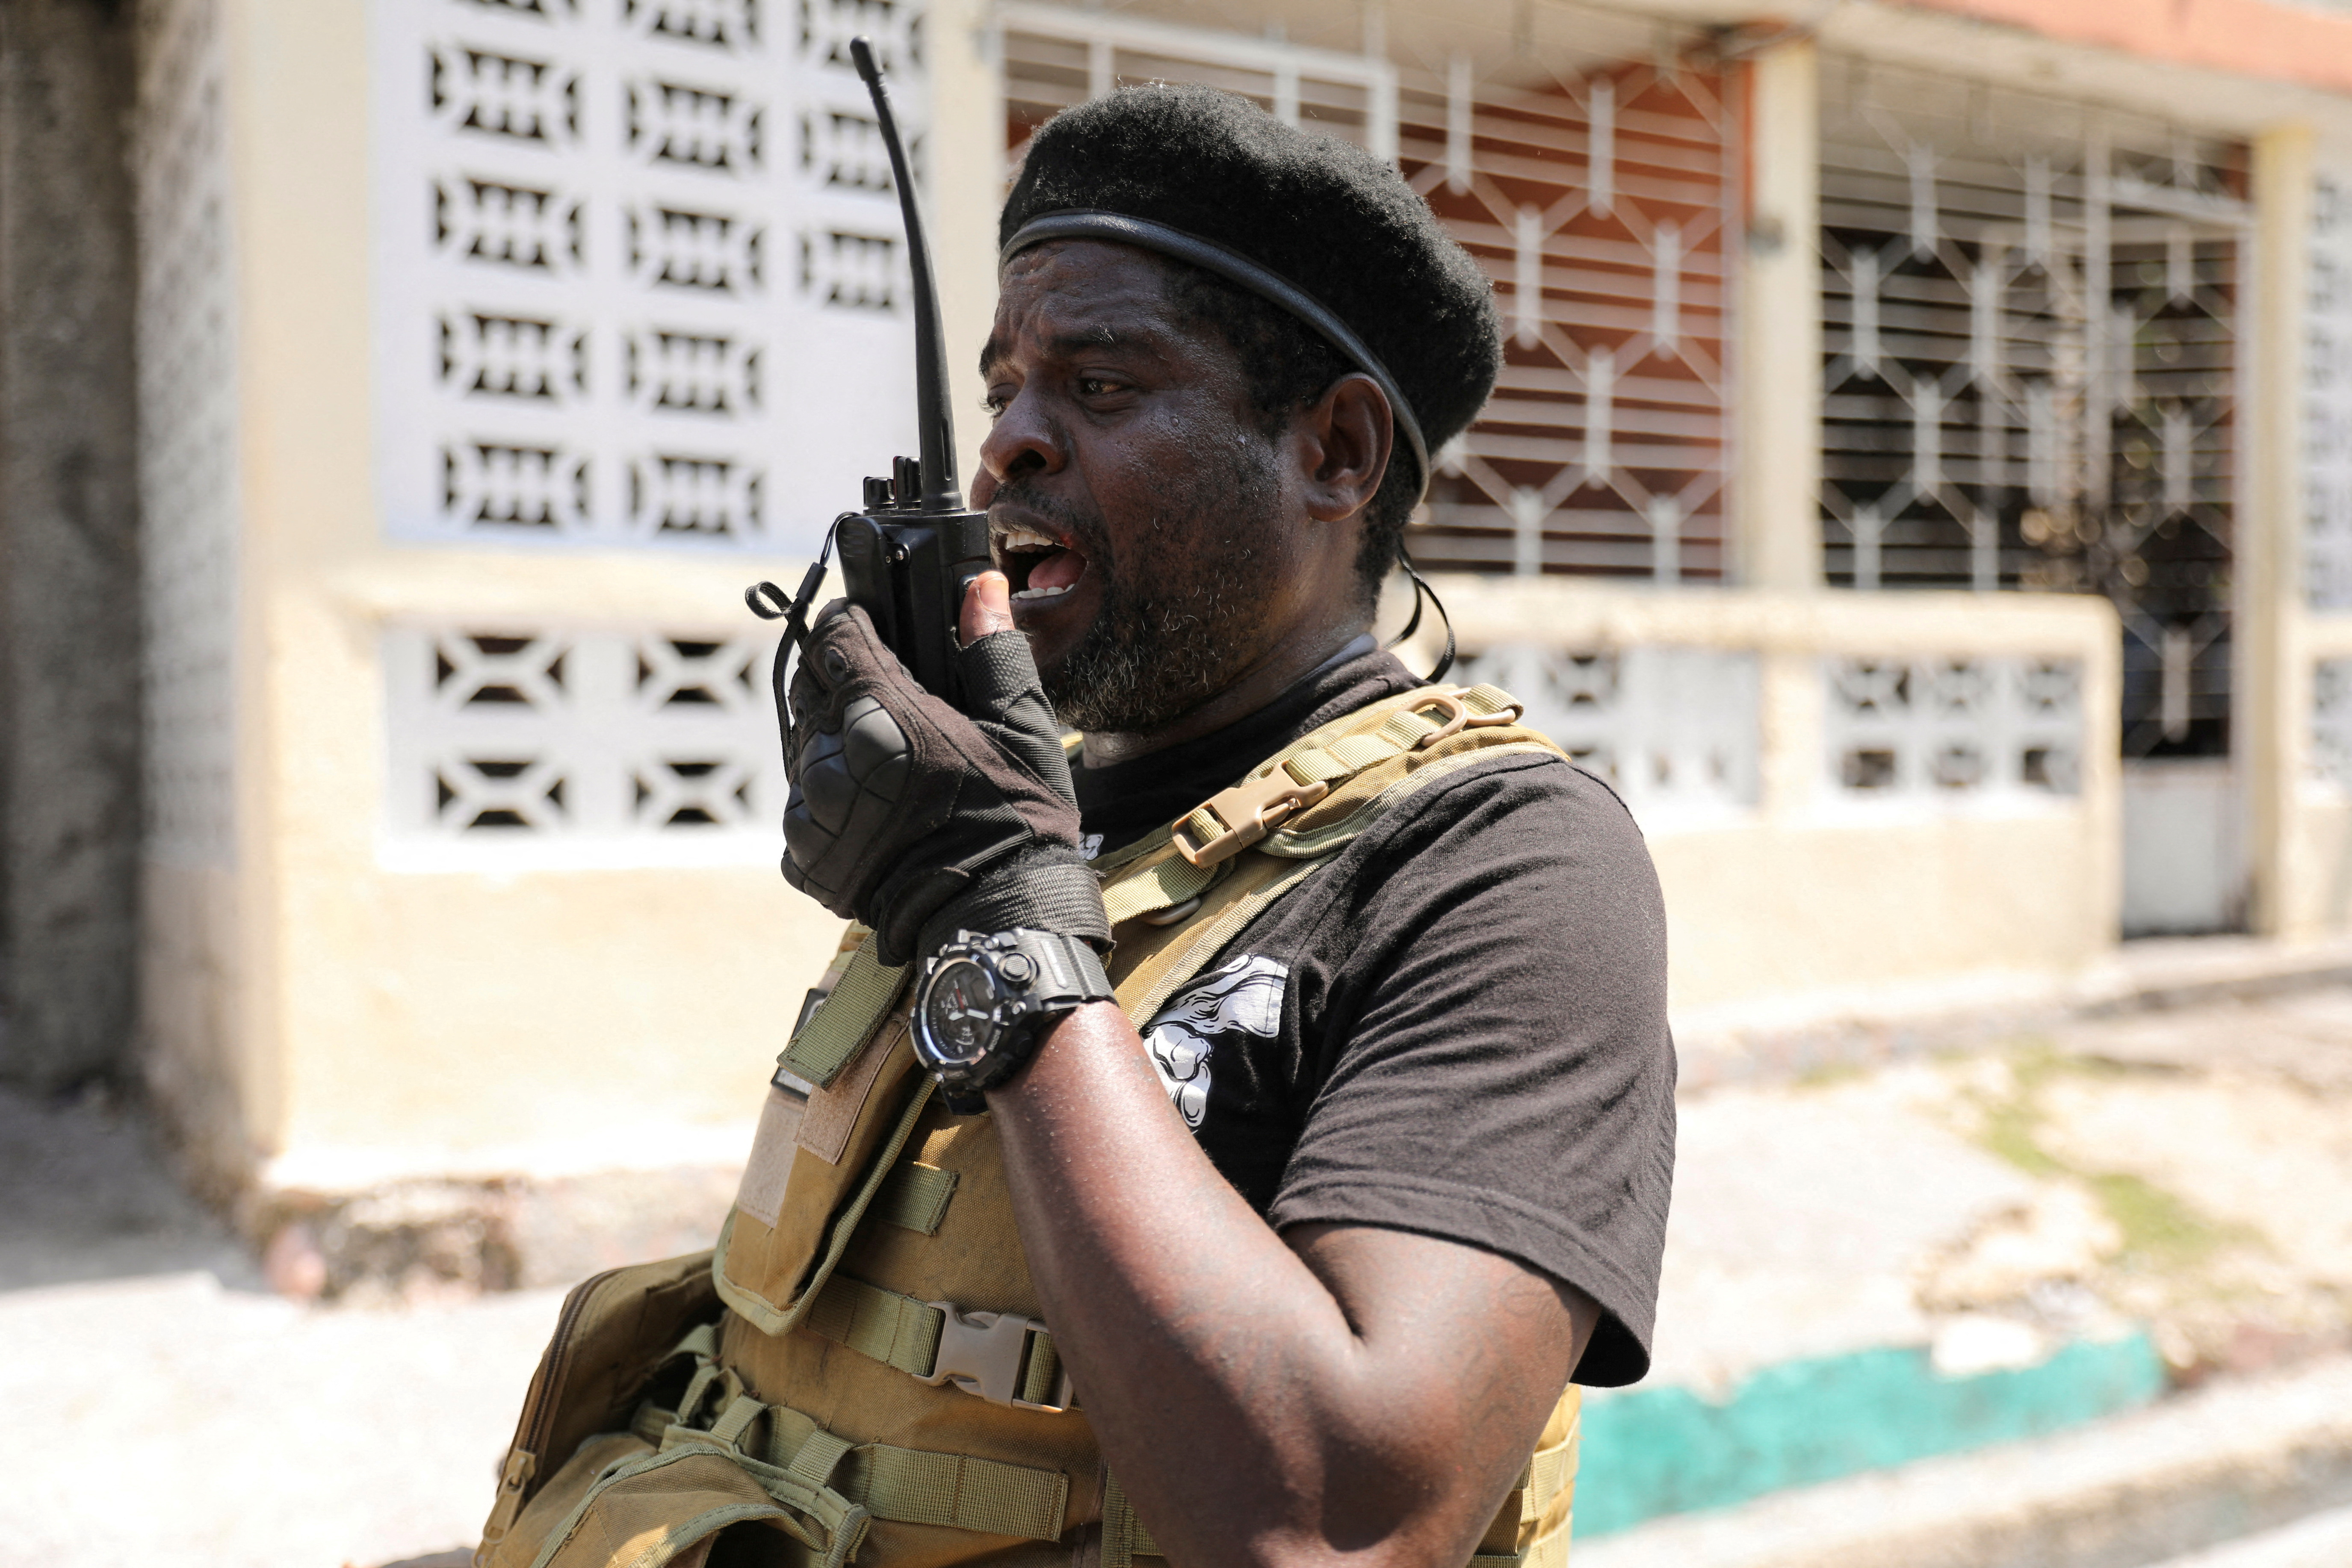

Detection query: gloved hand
(777, 592), (1110, 967)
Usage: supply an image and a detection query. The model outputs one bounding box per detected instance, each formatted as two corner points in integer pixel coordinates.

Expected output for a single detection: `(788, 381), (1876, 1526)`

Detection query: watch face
(919, 957), (1001, 1070)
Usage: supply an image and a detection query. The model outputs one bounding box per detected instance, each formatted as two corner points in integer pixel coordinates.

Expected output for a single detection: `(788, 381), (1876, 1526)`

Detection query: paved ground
(0, 1270), (558, 1567)
(0, 1087), (554, 1567)
(1655, 987), (2352, 1394)
(2154, 1505), (2352, 1568)
(2, 984), (2349, 1566)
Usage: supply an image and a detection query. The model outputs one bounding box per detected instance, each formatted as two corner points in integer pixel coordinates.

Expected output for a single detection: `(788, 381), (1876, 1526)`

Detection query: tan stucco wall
(1426, 577), (2124, 1016)
(2279, 614), (2352, 941)
(1655, 813), (2113, 1014)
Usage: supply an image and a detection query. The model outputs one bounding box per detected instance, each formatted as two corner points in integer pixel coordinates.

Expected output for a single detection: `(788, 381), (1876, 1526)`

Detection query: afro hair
(1000, 85), (1503, 492)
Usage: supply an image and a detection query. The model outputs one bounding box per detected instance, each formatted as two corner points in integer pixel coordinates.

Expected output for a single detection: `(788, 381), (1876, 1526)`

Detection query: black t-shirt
(1072, 641), (1677, 1387)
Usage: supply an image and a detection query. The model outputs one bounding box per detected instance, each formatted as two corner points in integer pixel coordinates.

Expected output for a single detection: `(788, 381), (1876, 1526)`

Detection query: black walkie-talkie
(746, 35), (992, 707)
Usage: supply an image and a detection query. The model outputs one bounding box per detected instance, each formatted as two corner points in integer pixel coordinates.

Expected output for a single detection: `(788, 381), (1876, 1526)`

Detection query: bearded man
(477, 85), (1675, 1568)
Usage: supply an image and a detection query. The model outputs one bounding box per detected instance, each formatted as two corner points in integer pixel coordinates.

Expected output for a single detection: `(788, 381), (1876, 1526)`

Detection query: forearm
(988, 1004), (1520, 1568)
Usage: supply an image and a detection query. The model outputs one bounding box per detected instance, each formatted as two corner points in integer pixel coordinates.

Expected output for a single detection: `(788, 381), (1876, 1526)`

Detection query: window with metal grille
(1397, 57), (1734, 582)
(1002, 3), (1392, 161)
(1819, 58), (2246, 759)
(999, 12), (1735, 584)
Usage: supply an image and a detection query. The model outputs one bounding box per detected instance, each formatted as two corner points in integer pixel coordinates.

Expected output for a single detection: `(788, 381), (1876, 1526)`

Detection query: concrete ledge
(1673, 936), (2352, 1091)
(1575, 1354), (2352, 1568)
(245, 1165), (736, 1304)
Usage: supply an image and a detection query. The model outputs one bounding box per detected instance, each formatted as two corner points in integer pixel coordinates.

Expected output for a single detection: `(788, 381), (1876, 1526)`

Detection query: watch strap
(1015, 929), (1113, 1010)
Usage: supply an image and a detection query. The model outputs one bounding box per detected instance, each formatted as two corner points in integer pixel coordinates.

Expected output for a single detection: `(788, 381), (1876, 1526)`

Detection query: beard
(1000, 434), (1288, 734)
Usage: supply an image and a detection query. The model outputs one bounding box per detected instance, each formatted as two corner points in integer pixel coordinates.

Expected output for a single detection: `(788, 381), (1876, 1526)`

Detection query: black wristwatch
(913, 929), (1114, 1112)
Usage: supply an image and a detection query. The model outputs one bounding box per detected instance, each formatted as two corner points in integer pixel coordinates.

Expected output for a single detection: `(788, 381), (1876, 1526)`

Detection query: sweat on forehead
(979, 243), (1201, 374)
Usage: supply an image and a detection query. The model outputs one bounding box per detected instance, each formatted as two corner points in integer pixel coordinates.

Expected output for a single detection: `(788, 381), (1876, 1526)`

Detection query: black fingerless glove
(778, 601), (1110, 967)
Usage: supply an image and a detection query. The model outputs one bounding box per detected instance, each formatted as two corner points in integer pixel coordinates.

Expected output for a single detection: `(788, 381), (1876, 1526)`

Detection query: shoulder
(1280, 744), (1668, 994)
(1346, 747), (1659, 900)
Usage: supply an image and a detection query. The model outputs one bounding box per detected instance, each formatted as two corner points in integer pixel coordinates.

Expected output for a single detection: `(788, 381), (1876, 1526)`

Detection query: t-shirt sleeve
(1264, 753), (1676, 1387)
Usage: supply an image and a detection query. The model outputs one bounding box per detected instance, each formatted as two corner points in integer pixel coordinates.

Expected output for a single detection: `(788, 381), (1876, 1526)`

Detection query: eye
(1078, 375), (1124, 397)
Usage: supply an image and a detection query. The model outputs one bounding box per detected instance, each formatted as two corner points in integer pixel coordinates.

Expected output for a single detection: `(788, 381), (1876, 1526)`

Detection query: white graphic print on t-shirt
(1141, 953), (1288, 1130)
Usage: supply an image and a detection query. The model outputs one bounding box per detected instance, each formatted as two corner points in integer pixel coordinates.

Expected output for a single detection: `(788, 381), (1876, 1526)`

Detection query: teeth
(1011, 585), (1069, 601)
(994, 523), (1059, 553)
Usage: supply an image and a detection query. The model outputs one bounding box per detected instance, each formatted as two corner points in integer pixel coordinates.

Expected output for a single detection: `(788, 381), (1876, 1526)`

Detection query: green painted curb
(1576, 1333), (2166, 1537)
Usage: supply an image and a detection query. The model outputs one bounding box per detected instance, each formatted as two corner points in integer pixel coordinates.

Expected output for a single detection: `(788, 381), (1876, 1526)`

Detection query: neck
(1078, 622), (1374, 769)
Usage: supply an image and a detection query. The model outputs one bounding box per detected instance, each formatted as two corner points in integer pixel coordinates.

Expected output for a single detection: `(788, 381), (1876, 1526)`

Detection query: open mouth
(992, 519), (1090, 605)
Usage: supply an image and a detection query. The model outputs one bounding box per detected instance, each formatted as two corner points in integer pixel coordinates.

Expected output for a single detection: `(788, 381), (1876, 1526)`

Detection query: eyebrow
(978, 324), (1166, 377)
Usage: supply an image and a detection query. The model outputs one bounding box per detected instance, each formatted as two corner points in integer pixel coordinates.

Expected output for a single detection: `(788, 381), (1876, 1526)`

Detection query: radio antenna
(851, 36), (961, 515)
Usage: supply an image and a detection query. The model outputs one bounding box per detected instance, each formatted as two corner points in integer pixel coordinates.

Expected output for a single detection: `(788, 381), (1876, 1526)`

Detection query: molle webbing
(1099, 681), (1561, 1026)
(804, 1273), (1070, 1411)
(1172, 683), (1532, 867)
(613, 1332), (1076, 1550)
(872, 1160), (958, 1236)
(780, 935), (907, 1088)
(1098, 849), (1221, 928)
(1114, 853), (1326, 1028)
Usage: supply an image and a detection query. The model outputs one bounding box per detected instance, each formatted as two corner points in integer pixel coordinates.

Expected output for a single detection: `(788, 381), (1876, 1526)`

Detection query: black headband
(1002, 210), (1433, 496)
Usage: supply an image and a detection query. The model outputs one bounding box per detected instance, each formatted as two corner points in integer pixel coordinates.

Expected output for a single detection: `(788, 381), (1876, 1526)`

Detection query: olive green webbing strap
(804, 1272), (1067, 1408)
(1099, 1470), (1160, 1567)
(872, 1159), (957, 1235)
(805, 1272), (946, 1378)
(632, 1335), (1072, 1544)
(1099, 847), (1222, 927)
(1114, 854), (1328, 1027)
(780, 933), (908, 1088)
(1172, 682), (1528, 861)
(1266, 740), (1561, 859)
(1096, 682), (1542, 941)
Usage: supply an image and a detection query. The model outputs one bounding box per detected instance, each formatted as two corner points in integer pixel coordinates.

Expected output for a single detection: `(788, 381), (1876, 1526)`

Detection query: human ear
(1298, 373), (1393, 525)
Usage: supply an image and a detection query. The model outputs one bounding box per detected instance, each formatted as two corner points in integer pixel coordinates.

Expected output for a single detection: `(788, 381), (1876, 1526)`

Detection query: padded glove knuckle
(840, 696), (912, 802)
(795, 729), (857, 834)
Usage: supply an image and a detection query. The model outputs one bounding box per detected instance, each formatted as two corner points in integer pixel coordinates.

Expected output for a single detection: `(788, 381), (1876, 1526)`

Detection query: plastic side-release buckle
(1170, 770), (1331, 868)
(920, 1302), (1072, 1410)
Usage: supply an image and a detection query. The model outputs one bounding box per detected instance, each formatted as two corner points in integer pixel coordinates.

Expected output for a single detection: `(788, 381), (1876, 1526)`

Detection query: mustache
(988, 478), (1109, 560)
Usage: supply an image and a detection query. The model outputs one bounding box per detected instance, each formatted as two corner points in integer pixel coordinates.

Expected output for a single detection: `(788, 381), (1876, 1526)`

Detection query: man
(478, 84), (1673, 1568)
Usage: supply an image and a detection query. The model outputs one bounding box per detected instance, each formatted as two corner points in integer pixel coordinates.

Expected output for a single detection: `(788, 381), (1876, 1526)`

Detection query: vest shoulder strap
(1099, 680), (1564, 1023)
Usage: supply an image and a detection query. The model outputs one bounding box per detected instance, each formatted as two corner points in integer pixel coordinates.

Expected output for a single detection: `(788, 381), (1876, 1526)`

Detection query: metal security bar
(1819, 58), (2247, 759)
(1398, 56), (1735, 581)
(1000, 3), (1395, 160)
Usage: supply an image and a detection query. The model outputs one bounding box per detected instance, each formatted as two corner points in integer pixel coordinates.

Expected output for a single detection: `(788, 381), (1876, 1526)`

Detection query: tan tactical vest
(477, 683), (1582, 1568)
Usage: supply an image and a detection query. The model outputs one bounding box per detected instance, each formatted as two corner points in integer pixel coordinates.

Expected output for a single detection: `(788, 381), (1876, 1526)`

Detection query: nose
(976, 384), (1064, 499)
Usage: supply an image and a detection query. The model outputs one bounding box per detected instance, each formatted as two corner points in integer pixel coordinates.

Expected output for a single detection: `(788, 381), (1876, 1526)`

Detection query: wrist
(911, 848), (1111, 968)
(913, 927), (1114, 1113)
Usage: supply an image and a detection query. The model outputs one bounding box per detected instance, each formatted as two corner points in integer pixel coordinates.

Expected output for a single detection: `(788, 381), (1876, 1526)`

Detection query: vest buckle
(921, 1301), (1044, 1408)
(1171, 771), (1332, 868)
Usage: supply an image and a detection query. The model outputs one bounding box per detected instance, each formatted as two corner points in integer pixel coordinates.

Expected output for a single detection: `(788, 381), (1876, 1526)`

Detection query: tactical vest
(477, 683), (1582, 1568)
